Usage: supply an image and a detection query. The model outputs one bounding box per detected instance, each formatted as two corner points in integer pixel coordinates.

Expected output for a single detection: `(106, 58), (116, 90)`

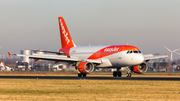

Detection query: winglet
(165, 53), (167, 56)
(8, 52), (11, 58)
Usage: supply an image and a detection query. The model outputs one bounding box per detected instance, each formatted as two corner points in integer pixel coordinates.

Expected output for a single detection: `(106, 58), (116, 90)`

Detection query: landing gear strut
(113, 68), (122, 77)
(126, 67), (132, 77)
(126, 73), (131, 77)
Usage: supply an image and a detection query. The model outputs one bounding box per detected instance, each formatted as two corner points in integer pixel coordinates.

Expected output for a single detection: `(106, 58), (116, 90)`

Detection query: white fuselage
(0, 66), (12, 71)
(68, 45), (144, 68)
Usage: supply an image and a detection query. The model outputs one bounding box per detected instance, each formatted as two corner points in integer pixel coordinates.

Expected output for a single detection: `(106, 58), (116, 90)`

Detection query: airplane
(8, 17), (168, 77)
(0, 62), (13, 71)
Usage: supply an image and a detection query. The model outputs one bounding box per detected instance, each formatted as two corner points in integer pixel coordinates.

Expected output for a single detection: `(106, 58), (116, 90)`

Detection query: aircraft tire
(118, 71), (122, 77)
(83, 73), (87, 77)
(78, 74), (82, 77)
(113, 71), (118, 77)
(126, 73), (132, 77)
(126, 73), (129, 77)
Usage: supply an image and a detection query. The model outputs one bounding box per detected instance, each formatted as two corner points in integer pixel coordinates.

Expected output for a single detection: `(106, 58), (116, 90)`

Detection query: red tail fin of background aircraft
(1, 62), (6, 69)
(58, 17), (75, 48)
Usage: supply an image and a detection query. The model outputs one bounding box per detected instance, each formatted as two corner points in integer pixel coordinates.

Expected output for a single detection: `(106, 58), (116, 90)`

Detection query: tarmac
(0, 76), (180, 81)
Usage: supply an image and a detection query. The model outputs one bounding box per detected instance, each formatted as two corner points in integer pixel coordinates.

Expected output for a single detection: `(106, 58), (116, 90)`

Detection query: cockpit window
(127, 50), (141, 54)
(130, 51), (133, 53)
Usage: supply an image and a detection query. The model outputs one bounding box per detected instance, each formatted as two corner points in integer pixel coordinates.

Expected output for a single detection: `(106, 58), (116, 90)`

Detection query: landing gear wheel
(82, 73), (86, 77)
(113, 71), (118, 77)
(78, 73), (87, 77)
(126, 73), (129, 77)
(126, 73), (132, 77)
(78, 73), (82, 77)
(117, 71), (122, 77)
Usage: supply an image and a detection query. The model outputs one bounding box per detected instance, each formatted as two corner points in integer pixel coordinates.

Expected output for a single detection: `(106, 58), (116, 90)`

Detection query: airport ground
(0, 72), (180, 101)
(0, 71), (180, 77)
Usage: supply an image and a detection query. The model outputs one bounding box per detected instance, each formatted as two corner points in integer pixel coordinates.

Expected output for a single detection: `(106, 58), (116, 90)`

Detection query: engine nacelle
(133, 63), (148, 74)
(77, 61), (94, 74)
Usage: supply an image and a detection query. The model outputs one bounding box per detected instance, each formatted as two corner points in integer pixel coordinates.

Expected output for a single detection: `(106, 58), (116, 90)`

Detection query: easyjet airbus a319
(9, 17), (168, 77)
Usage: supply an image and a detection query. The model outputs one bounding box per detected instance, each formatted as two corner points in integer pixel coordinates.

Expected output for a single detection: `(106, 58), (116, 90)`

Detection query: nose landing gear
(126, 73), (131, 77)
(126, 67), (132, 77)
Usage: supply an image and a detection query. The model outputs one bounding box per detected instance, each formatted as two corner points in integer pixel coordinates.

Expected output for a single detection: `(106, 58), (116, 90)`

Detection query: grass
(0, 79), (179, 101)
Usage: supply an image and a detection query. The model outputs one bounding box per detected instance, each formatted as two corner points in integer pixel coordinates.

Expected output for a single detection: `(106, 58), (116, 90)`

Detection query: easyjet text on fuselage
(104, 47), (120, 52)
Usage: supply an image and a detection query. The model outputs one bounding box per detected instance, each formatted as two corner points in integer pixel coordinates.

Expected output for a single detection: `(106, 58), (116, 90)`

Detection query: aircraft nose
(136, 54), (144, 64)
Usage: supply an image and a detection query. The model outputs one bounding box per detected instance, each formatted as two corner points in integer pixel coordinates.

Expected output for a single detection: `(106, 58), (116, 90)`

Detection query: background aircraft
(9, 17), (168, 77)
(0, 62), (13, 71)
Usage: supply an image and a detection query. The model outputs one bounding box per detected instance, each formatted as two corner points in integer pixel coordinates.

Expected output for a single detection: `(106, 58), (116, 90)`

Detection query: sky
(0, 0), (180, 60)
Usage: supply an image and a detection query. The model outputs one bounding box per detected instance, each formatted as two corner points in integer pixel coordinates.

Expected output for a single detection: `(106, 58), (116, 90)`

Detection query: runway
(0, 76), (180, 81)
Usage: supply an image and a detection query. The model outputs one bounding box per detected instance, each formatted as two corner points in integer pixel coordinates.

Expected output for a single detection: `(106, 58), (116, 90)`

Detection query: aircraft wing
(143, 54), (168, 60)
(12, 53), (102, 64)
(31, 50), (64, 55)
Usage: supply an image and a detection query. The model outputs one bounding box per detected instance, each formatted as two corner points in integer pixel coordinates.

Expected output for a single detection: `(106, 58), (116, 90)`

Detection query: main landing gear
(113, 71), (122, 77)
(113, 67), (132, 77)
(78, 73), (87, 77)
(76, 65), (87, 78)
(113, 68), (122, 77)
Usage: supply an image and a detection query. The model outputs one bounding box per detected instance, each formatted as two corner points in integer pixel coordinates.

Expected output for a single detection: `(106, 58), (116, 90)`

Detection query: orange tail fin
(58, 17), (75, 48)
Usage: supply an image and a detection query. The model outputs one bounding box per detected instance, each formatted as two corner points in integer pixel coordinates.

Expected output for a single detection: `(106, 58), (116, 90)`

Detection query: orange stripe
(88, 45), (140, 59)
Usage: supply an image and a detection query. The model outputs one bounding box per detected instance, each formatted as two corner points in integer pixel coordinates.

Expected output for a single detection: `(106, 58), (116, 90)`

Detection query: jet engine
(132, 63), (148, 74)
(77, 61), (94, 74)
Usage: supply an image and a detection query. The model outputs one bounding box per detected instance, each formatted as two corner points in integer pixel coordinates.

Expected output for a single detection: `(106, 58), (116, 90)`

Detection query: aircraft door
(118, 52), (123, 60)
(116, 52), (125, 66)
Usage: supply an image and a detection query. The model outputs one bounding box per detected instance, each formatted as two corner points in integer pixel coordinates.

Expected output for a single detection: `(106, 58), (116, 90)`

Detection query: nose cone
(126, 54), (144, 66)
(136, 54), (144, 64)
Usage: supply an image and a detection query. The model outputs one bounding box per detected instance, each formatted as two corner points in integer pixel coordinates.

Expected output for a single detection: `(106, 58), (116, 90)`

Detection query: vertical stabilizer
(58, 17), (75, 48)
